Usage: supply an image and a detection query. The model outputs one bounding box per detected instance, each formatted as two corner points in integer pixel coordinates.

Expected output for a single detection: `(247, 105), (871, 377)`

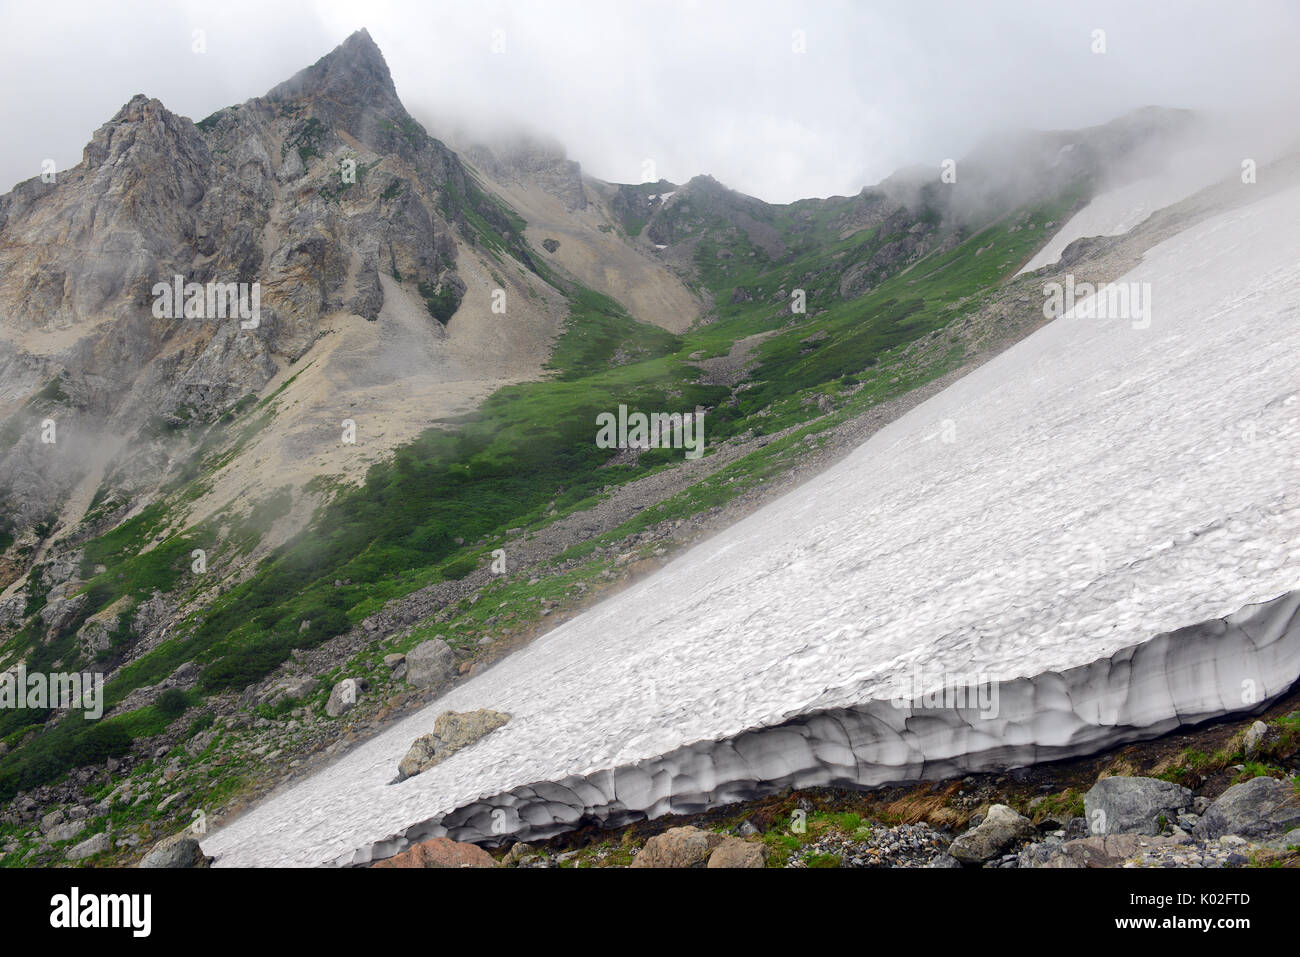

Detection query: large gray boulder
(138, 832), (213, 868)
(325, 678), (359, 717)
(1084, 776), (1193, 835)
(66, 831), (110, 862)
(948, 804), (1036, 864)
(405, 639), (457, 688)
(1194, 776), (1300, 846)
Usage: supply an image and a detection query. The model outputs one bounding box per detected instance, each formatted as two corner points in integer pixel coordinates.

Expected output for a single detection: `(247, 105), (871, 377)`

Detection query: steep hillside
(0, 31), (1221, 865)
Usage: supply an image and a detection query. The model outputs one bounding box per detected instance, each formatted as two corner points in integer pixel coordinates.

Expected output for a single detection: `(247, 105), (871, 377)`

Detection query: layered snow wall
(205, 180), (1300, 867)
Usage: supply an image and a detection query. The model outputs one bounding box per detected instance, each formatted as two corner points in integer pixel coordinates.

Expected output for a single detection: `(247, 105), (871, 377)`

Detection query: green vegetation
(154, 689), (191, 719)
(1030, 788), (1085, 823)
(283, 117), (326, 166)
(417, 281), (461, 324)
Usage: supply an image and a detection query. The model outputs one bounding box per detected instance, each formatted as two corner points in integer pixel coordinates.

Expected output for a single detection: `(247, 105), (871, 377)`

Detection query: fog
(2, 0), (1298, 202)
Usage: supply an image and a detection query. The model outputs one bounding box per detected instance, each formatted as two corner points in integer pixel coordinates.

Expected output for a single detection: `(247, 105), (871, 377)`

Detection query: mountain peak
(264, 28), (398, 109)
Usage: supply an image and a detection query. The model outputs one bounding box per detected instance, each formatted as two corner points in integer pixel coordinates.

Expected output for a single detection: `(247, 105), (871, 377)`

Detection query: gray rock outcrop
(948, 804), (1036, 863)
(1194, 776), (1300, 846)
(1084, 776), (1194, 835)
(404, 638), (456, 689)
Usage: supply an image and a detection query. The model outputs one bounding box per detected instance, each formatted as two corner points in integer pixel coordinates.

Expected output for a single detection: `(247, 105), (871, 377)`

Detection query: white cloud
(2, 0), (1298, 202)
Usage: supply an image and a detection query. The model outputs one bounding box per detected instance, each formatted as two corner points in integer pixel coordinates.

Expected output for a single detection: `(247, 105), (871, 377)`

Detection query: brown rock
(396, 709), (511, 780)
(630, 826), (726, 868)
(707, 836), (768, 868)
(372, 837), (495, 868)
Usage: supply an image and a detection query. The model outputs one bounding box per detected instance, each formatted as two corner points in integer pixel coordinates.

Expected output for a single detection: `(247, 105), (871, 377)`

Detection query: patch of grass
(1031, 788), (1085, 823)
(804, 852), (842, 868)
(1233, 761), (1286, 784)
(417, 281), (461, 324)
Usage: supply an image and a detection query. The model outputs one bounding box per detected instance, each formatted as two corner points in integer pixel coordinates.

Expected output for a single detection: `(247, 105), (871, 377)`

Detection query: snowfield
(1018, 153), (1233, 274)
(206, 181), (1300, 867)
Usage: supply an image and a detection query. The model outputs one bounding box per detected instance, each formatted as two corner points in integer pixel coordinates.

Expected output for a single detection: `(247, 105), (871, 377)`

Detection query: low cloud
(2, 0), (1299, 202)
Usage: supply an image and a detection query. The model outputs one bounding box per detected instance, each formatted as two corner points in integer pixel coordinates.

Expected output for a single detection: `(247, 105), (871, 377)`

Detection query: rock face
(1194, 777), (1300, 846)
(404, 639), (457, 689)
(372, 836), (494, 868)
(463, 133), (588, 212)
(1084, 777), (1194, 836)
(397, 709), (510, 781)
(947, 804), (1036, 863)
(630, 826), (725, 868)
(0, 27), (533, 571)
(138, 832), (213, 868)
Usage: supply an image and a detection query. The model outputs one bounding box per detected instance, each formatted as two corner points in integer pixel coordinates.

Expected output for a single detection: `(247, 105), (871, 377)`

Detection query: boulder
(397, 736), (439, 780)
(502, 842), (537, 866)
(1084, 776), (1193, 835)
(1194, 776), (1300, 846)
(630, 826), (726, 868)
(373, 836), (494, 868)
(264, 674), (318, 708)
(405, 639), (456, 688)
(185, 729), (218, 758)
(948, 804), (1036, 863)
(1243, 720), (1270, 756)
(396, 709), (511, 780)
(66, 831), (110, 862)
(47, 821), (86, 843)
(40, 592), (88, 636)
(707, 836), (768, 868)
(138, 832), (213, 868)
(325, 678), (359, 717)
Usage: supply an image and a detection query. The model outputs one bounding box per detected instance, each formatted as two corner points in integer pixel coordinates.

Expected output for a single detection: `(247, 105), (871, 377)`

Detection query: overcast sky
(2, 0), (1297, 203)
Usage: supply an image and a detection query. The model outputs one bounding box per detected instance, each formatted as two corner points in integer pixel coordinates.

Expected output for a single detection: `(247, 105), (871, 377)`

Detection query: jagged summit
(264, 28), (400, 115)
(0, 26), (553, 542)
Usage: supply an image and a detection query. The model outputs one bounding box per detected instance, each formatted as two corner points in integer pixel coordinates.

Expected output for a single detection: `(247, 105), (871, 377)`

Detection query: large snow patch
(206, 182), (1300, 866)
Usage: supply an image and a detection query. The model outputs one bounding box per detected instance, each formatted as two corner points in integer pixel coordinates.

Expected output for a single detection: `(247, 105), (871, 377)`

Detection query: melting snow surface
(207, 183), (1300, 866)
(1019, 161), (1232, 274)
